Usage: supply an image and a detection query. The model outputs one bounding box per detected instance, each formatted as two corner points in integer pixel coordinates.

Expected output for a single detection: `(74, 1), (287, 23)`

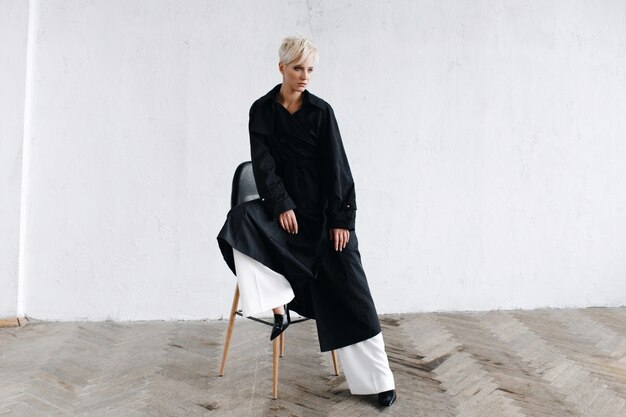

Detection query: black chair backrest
(231, 161), (260, 208)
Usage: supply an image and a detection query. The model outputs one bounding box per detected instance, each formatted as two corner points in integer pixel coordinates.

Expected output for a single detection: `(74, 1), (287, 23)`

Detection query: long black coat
(217, 84), (381, 351)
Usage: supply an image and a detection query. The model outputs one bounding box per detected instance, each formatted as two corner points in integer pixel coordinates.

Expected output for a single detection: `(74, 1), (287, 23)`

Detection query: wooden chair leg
(279, 332), (285, 357)
(273, 337), (280, 399)
(331, 350), (339, 376)
(219, 285), (240, 376)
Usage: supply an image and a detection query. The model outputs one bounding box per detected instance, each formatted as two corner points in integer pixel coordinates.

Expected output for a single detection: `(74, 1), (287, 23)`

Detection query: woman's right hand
(279, 210), (298, 234)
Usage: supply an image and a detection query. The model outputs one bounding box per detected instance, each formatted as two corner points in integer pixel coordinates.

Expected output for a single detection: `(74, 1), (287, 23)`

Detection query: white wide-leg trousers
(232, 248), (395, 395)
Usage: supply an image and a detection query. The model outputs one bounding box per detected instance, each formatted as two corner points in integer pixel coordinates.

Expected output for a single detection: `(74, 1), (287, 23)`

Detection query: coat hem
(318, 324), (382, 352)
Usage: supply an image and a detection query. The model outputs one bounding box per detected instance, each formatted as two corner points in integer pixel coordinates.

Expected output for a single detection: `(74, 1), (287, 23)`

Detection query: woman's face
(279, 55), (314, 92)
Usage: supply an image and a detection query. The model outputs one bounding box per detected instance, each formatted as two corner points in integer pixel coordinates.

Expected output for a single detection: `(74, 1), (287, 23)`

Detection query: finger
(340, 234), (346, 251)
(282, 215), (290, 233)
(334, 231), (340, 251)
(286, 217), (294, 234)
(288, 212), (296, 234)
(290, 215), (296, 234)
(279, 216), (287, 232)
(342, 232), (348, 249)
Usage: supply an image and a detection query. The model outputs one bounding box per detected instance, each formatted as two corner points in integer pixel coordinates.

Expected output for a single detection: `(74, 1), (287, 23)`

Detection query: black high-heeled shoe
(378, 389), (396, 406)
(270, 305), (290, 341)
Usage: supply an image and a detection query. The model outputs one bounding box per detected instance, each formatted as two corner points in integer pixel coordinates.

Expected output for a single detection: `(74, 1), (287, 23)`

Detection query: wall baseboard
(0, 316), (29, 328)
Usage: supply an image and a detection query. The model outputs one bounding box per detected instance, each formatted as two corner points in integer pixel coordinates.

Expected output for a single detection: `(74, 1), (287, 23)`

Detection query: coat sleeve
(324, 105), (357, 231)
(249, 103), (297, 219)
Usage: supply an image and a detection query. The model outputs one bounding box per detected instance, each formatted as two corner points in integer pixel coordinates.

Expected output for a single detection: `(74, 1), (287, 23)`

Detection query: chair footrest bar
(236, 310), (311, 326)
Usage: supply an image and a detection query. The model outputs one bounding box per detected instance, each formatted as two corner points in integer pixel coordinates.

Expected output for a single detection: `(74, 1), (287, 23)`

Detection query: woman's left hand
(329, 228), (350, 252)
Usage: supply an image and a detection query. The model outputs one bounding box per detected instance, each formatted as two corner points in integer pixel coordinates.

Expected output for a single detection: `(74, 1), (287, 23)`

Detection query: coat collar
(250, 84), (326, 135)
(258, 84), (326, 110)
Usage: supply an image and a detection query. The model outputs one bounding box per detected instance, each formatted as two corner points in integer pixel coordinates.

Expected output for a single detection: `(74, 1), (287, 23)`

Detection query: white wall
(0, 0), (28, 318)
(4, 0), (626, 320)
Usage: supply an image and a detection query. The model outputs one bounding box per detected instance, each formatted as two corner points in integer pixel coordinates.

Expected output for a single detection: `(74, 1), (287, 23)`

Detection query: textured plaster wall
(8, 0), (626, 320)
(0, 0), (29, 318)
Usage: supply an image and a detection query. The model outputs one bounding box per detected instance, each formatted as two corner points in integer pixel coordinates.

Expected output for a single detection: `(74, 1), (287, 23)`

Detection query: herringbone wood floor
(2, 307), (626, 416)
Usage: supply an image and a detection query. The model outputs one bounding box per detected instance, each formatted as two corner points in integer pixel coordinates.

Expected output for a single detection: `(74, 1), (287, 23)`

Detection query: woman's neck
(277, 84), (303, 110)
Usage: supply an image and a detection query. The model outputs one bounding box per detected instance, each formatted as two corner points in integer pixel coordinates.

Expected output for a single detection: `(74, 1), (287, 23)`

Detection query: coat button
(346, 204), (350, 208)
(261, 198), (265, 201)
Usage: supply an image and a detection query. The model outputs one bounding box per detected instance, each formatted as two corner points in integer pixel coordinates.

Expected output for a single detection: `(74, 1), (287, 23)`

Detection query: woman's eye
(294, 66), (302, 71)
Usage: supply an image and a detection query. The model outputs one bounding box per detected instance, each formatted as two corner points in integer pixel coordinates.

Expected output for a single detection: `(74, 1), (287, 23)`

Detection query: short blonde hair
(278, 35), (319, 66)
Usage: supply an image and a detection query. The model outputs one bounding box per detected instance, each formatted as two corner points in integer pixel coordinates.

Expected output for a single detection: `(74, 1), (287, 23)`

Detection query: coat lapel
(250, 84), (325, 148)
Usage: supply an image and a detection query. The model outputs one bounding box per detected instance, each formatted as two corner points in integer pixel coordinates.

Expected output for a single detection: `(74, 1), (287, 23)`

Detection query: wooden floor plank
(1, 307), (626, 416)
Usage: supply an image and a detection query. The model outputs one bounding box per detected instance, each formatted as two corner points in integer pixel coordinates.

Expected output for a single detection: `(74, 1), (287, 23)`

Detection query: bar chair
(218, 161), (339, 400)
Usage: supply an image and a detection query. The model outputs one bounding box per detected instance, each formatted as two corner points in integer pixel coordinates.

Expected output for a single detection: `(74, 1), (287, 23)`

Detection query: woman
(217, 36), (396, 407)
